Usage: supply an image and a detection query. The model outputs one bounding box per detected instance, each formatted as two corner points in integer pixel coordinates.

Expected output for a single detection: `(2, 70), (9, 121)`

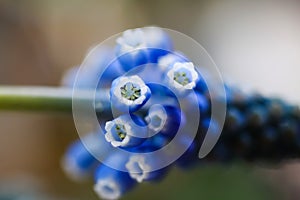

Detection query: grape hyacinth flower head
(166, 62), (199, 95)
(67, 26), (229, 199)
(110, 75), (151, 112)
(105, 114), (147, 148)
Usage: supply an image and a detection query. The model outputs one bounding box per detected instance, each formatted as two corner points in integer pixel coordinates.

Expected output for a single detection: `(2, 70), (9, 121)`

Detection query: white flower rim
(158, 53), (180, 71)
(158, 54), (174, 70)
(104, 117), (133, 147)
(145, 104), (167, 133)
(166, 62), (199, 91)
(94, 178), (121, 200)
(125, 155), (152, 183)
(116, 29), (147, 53)
(113, 75), (148, 106)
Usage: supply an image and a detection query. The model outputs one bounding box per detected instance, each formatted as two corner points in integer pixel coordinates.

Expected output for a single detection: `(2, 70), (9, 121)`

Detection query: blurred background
(0, 0), (300, 199)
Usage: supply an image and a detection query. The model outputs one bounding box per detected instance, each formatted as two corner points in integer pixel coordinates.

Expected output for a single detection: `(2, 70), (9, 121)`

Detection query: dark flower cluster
(207, 88), (300, 163)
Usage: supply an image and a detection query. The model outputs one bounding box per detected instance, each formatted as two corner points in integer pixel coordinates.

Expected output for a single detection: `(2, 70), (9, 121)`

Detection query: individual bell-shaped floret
(110, 75), (151, 112)
(104, 114), (148, 148)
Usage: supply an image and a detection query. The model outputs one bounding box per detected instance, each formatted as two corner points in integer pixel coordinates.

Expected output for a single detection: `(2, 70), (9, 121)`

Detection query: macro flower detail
(165, 62), (199, 95)
(59, 26), (300, 200)
(104, 114), (147, 148)
(110, 75), (151, 112)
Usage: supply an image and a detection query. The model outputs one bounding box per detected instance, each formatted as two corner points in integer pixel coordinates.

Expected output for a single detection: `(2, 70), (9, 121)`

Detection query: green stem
(0, 86), (108, 112)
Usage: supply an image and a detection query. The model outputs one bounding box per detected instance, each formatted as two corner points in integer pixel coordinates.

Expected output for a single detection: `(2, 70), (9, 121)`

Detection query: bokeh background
(0, 0), (300, 199)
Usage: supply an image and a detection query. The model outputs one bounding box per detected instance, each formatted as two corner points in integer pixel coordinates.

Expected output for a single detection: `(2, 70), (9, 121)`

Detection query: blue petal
(116, 48), (149, 72)
(94, 152), (136, 200)
(62, 133), (110, 181)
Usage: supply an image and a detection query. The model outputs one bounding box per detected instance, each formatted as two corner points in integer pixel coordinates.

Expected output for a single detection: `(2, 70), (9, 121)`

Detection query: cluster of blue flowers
(61, 27), (300, 199)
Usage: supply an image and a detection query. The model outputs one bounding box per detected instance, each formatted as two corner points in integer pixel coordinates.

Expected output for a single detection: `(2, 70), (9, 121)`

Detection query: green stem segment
(0, 86), (103, 112)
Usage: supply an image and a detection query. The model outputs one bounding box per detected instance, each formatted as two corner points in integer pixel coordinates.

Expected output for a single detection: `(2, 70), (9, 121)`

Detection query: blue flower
(115, 27), (173, 71)
(125, 154), (169, 183)
(104, 114), (147, 148)
(62, 133), (110, 181)
(94, 152), (136, 200)
(110, 75), (151, 112)
(165, 62), (199, 96)
(60, 26), (300, 200)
